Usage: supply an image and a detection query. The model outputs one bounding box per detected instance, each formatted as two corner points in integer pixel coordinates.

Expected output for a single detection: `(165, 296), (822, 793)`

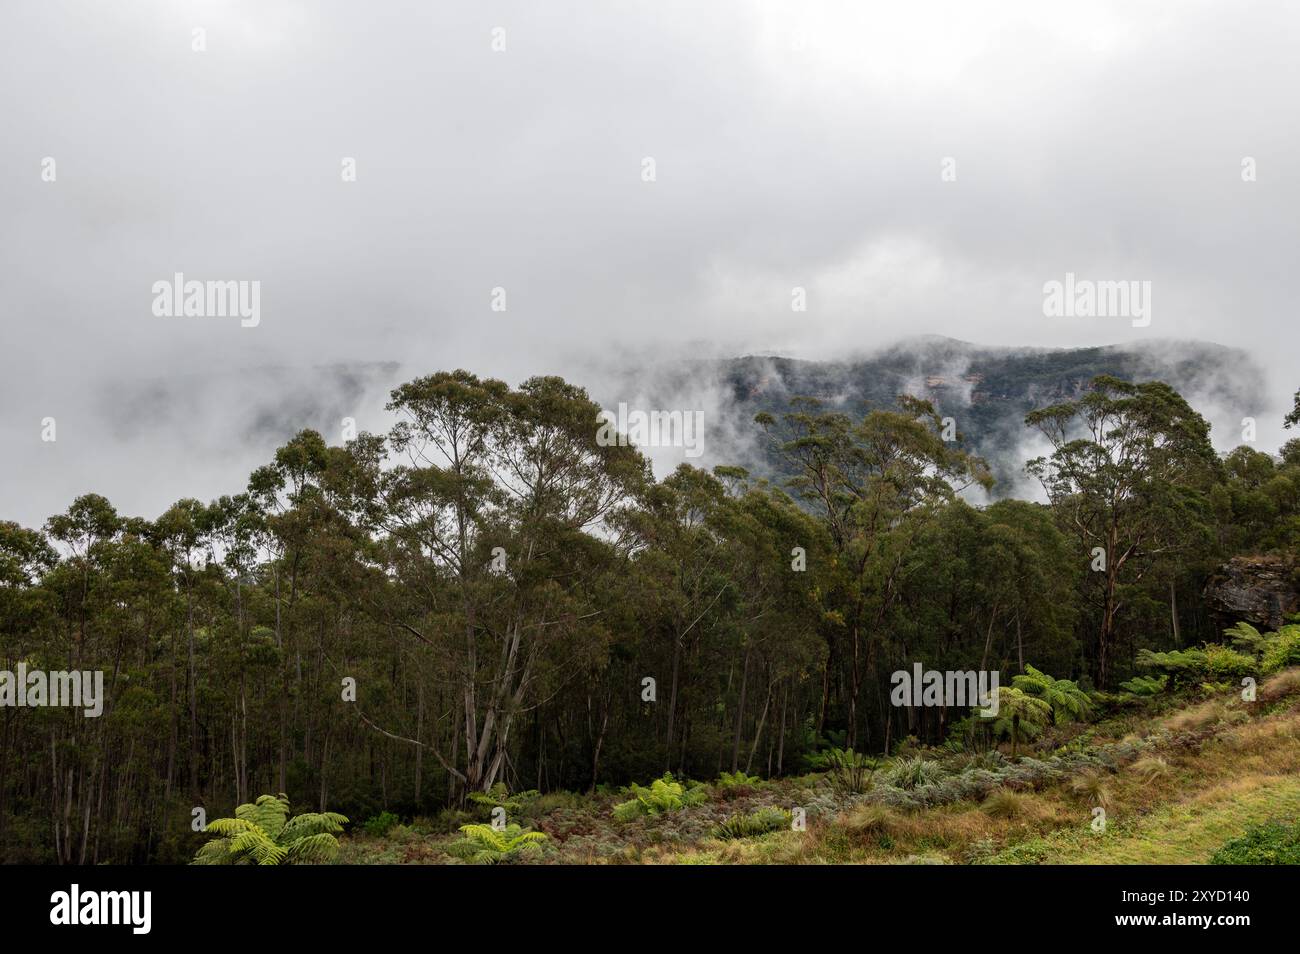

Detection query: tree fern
(467, 782), (540, 816)
(1119, 673), (1168, 696)
(192, 794), (348, 865)
(1224, 621), (1265, 653)
(989, 687), (1052, 757)
(1012, 666), (1092, 724)
(446, 823), (547, 864)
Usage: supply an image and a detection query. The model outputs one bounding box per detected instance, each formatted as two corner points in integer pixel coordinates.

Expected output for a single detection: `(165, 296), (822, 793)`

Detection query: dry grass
(1216, 715), (1300, 756)
(981, 790), (1031, 819)
(1127, 756), (1172, 783)
(840, 803), (901, 837)
(1164, 699), (1228, 732)
(1069, 769), (1114, 810)
(1259, 667), (1300, 703)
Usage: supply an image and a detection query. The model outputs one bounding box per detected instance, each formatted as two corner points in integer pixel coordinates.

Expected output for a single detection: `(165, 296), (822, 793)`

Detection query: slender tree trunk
(745, 678), (772, 775)
(1169, 580), (1181, 647)
(730, 649), (750, 773)
(665, 635), (682, 773)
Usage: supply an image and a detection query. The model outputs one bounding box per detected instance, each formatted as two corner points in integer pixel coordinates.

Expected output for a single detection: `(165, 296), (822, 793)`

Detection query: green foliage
(989, 687), (1053, 757)
(1011, 666), (1092, 724)
(1260, 625), (1300, 674)
(716, 771), (762, 788)
(468, 783), (540, 817)
(824, 748), (877, 794)
(1203, 644), (1258, 678)
(712, 807), (792, 839)
(193, 794), (348, 865)
(882, 756), (944, 790)
(1209, 821), (1300, 865)
(1118, 674), (1167, 697)
(612, 773), (707, 821)
(1224, 621), (1265, 653)
(1025, 375), (1219, 688)
(446, 823), (547, 864)
(1137, 644), (1256, 686)
(362, 811), (399, 837)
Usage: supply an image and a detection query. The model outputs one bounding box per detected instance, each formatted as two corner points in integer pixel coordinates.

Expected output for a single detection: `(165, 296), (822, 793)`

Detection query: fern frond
(192, 838), (236, 865)
(235, 794), (290, 838)
(284, 832), (341, 864)
(278, 812), (345, 844)
(205, 817), (259, 837)
(194, 793), (342, 866)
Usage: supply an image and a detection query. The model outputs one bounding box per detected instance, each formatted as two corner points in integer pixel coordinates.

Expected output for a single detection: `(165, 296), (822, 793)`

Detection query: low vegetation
(338, 667), (1300, 864)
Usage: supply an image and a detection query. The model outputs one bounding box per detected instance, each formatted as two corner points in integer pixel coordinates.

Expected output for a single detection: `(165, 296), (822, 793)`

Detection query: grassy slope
(339, 673), (1300, 865)
(989, 710), (1300, 864)
(1014, 776), (1300, 865)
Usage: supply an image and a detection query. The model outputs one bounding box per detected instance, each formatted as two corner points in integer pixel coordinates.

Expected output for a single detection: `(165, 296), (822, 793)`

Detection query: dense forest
(2, 369), (1298, 863)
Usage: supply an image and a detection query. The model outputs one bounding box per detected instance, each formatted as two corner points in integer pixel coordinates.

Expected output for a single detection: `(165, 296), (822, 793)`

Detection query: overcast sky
(2, 0), (1298, 527)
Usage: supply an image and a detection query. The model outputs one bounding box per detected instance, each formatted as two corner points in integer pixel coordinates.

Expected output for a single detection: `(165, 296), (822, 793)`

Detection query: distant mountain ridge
(621, 337), (1267, 496)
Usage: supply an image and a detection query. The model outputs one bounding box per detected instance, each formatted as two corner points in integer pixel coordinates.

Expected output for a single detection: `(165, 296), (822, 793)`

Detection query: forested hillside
(1, 368), (1298, 864)
(635, 337), (1264, 492)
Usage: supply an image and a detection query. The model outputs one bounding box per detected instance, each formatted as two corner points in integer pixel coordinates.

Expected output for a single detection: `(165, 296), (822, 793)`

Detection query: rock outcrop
(1203, 555), (1300, 630)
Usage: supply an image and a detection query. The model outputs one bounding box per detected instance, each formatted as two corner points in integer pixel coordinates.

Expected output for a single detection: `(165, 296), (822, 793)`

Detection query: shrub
(431, 807), (476, 833)
(362, 811), (399, 837)
(842, 803), (899, 836)
(715, 770), (762, 799)
(891, 735), (924, 758)
(883, 756), (944, 791)
(1138, 644), (1255, 687)
(716, 770), (762, 787)
(711, 807), (791, 839)
(824, 748), (877, 794)
(1210, 821), (1300, 865)
(996, 757), (1061, 791)
(612, 773), (706, 821)
(1119, 674), (1167, 697)
(964, 837), (998, 864)
(1260, 626), (1300, 674)
(1068, 770), (1113, 810)
(1128, 756), (1172, 783)
(1204, 644), (1258, 679)
(981, 790), (1030, 819)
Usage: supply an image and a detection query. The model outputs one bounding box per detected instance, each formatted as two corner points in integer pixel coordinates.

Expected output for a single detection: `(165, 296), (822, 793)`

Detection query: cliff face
(1204, 556), (1300, 630)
